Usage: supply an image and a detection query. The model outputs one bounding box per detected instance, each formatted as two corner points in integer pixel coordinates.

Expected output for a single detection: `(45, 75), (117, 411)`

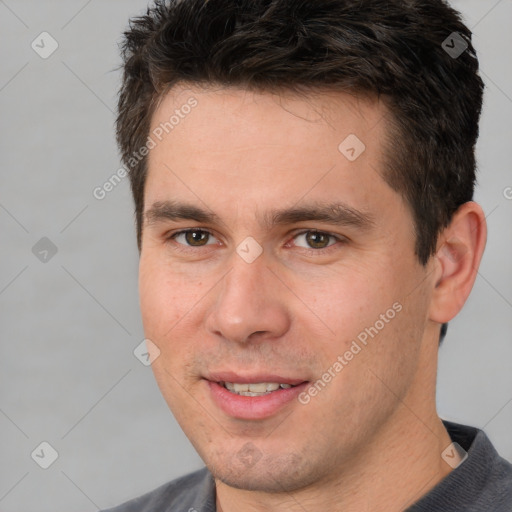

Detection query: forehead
(145, 83), (401, 226)
(150, 84), (386, 148)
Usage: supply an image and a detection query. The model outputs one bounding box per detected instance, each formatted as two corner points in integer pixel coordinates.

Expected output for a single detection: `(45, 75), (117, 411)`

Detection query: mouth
(205, 373), (310, 420)
(219, 381), (299, 396)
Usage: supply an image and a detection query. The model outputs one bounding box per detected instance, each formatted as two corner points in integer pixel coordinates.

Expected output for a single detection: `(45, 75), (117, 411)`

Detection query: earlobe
(429, 201), (487, 323)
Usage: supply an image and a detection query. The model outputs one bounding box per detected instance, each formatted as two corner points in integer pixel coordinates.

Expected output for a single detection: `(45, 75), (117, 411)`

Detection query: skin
(139, 83), (487, 511)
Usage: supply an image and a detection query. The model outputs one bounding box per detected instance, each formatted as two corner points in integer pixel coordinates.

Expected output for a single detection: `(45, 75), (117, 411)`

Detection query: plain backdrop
(0, 1), (511, 511)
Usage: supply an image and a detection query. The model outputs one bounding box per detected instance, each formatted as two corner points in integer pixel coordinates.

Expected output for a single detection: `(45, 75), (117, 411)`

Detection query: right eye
(168, 229), (219, 248)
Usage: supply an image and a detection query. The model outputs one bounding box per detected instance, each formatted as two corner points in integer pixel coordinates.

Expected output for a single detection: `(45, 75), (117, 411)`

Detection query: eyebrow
(144, 200), (375, 231)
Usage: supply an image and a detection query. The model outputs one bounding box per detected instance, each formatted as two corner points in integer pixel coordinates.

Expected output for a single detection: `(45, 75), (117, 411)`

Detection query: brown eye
(304, 231), (331, 249)
(185, 230), (209, 246)
(172, 229), (213, 247)
(291, 230), (342, 252)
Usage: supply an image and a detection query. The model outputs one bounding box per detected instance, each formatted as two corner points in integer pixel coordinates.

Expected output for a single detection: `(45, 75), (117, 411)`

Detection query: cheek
(139, 262), (172, 335)
(297, 258), (425, 394)
(300, 265), (396, 339)
(138, 254), (210, 382)
(138, 253), (201, 334)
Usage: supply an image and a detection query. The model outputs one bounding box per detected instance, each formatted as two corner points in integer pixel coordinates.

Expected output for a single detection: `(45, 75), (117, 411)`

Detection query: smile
(206, 377), (309, 420)
(220, 381), (296, 396)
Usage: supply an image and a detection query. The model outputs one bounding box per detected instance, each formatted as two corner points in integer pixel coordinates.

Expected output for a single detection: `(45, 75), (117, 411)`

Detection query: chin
(206, 450), (316, 493)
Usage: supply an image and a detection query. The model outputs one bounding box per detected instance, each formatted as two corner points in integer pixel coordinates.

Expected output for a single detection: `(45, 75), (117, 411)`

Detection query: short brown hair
(117, 0), (484, 265)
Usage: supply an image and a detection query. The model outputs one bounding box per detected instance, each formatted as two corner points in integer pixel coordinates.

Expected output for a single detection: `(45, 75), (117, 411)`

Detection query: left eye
(292, 231), (338, 250)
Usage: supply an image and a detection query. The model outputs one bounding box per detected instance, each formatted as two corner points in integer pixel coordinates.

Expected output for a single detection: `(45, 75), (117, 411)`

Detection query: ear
(429, 201), (487, 323)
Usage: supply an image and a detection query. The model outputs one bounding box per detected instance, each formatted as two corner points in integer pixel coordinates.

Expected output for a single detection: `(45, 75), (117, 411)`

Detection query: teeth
(222, 382), (295, 395)
(250, 383), (276, 393)
(230, 383), (249, 392)
(224, 382), (237, 392)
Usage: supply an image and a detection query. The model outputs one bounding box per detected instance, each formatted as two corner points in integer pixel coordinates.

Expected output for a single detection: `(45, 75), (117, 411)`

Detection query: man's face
(139, 84), (437, 492)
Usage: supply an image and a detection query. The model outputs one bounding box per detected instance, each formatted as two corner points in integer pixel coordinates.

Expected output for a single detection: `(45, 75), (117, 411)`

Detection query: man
(104, 0), (512, 510)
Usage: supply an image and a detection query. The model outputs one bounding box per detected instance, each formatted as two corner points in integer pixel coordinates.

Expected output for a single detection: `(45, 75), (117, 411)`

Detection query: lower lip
(207, 380), (309, 420)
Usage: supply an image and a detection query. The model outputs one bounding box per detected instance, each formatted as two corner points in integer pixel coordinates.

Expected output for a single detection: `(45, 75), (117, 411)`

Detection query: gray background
(0, 1), (511, 511)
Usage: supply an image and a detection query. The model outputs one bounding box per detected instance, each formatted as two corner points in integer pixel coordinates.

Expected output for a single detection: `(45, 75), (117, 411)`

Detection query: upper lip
(206, 371), (308, 386)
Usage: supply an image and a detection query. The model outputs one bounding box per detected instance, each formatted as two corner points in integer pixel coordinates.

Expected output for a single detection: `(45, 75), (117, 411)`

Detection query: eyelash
(166, 228), (346, 256)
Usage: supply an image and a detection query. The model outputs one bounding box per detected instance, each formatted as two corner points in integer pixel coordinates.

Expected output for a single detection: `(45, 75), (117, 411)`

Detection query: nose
(205, 253), (291, 344)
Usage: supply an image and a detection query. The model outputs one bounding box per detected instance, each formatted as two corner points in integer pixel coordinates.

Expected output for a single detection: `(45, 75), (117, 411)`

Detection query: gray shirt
(101, 422), (512, 511)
